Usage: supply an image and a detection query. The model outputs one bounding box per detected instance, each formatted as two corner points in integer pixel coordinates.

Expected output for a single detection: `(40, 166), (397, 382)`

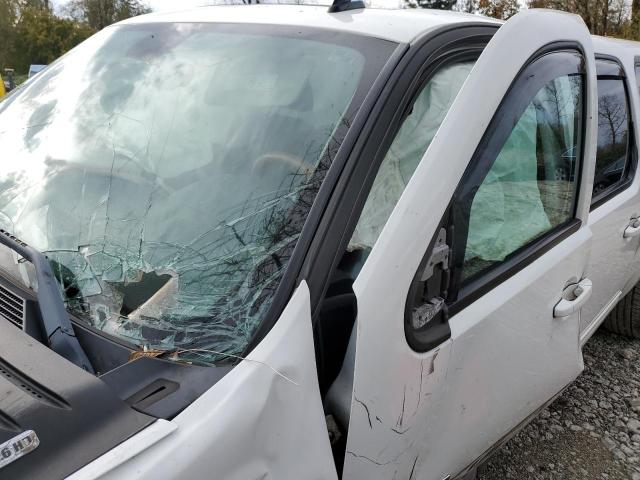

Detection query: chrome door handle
(624, 218), (640, 238)
(554, 278), (593, 318)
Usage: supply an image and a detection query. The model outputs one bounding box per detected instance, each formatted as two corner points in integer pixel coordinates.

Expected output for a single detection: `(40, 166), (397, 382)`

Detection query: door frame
(446, 43), (590, 313)
(330, 10), (597, 479)
(300, 23), (500, 321)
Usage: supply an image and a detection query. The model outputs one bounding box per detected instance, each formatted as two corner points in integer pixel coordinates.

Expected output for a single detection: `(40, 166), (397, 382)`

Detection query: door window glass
(349, 61), (475, 252)
(453, 53), (584, 283)
(593, 78), (630, 199)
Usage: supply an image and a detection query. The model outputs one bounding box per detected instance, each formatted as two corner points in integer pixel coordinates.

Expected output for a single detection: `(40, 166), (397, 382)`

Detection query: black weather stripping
(0, 229), (94, 373)
(328, 0), (365, 13)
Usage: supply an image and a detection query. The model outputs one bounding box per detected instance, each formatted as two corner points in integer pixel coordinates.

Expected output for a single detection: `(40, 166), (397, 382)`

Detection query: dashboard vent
(0, 285), (25, 328)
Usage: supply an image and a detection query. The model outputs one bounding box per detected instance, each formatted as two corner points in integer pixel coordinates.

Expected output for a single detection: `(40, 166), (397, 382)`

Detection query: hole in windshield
(0, 23), (396, 364)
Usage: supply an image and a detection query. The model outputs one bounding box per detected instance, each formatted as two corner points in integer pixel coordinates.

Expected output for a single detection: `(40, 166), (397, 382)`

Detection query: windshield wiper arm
(0, 229), (94, 373)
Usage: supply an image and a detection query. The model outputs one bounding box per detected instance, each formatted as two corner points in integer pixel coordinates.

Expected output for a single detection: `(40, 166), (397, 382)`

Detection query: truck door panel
(340, 11), (596, 480)
(580, 51), (640, 343)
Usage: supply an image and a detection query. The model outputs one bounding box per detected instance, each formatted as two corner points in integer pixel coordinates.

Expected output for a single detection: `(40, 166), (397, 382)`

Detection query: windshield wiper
(0, 229), (94, 373)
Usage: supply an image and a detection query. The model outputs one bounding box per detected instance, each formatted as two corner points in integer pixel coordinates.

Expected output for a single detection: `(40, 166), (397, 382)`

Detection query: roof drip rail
(328, 0), (365, 13)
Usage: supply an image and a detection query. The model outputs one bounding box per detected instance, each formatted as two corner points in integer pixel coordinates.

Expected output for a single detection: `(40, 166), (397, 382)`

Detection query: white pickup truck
(0, 3), (639, 480)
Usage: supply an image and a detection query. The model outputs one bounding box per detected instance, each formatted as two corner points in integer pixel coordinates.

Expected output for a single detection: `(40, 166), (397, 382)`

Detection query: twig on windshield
(172, 347), (300, 386)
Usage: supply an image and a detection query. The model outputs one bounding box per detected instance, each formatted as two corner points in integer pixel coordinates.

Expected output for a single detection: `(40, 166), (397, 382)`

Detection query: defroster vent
(0, 284), (25, 328)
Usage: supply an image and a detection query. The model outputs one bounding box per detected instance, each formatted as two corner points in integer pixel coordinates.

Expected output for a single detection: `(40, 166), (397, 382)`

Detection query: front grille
(0, 285), (25, 328)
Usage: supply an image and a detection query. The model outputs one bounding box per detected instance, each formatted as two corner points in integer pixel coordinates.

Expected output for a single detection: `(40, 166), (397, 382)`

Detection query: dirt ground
(478, 329), (640, 480)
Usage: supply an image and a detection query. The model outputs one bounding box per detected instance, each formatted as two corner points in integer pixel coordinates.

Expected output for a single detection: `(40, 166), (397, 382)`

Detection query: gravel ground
(478, 328), (640, 480)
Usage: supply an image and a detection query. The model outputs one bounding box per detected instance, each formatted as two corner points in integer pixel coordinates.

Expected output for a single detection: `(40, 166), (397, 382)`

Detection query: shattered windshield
(0, 23), (395, 364)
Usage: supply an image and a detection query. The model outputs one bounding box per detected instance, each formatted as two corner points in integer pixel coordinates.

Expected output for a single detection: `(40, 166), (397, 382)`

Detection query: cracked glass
(0, 23), (395, 364)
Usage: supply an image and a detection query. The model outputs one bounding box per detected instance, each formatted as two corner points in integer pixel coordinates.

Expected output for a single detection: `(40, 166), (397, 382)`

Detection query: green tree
(475, 0), (519, 19)
(65, 0), (150, 30)
(11, 6), (94, 72)
(23, 0), (50, 9)
(528, 0), (629, 37)
(0, 0), (19, 70)
(0, 0), (148, 74)
(629, 0), (640, 39)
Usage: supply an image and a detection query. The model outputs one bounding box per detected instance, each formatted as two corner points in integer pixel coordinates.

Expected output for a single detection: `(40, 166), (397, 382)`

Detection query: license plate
(0, 430), (39, 470)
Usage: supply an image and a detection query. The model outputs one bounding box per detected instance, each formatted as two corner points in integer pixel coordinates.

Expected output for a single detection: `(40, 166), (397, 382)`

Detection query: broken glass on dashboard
(0, 23), (396, 364)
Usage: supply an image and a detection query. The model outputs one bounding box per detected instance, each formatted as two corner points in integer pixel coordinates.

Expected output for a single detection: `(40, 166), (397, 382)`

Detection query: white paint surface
(59, 8), (640, 480)
(147, 0), (208, 12)
(342, 9), (596, 480)
(66, 420), (178, 480)
(118, 4), (500, 43)
(580, 37), (640, 337)
(68, 282), (336, 480)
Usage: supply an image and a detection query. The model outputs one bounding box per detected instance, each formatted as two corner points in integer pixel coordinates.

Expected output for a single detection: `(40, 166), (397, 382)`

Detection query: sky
(50, 0), (210, 14)
(145, 0), (208, 12)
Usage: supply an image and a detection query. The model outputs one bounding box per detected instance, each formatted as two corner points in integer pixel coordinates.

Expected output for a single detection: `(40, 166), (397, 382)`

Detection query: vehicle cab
(0, 3), (639, 480)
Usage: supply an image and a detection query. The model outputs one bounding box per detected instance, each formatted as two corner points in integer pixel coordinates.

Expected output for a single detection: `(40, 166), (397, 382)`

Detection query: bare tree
(598, 94), (626, 146)
(527, 0), (630, 37)
(474, 0), (519, 19)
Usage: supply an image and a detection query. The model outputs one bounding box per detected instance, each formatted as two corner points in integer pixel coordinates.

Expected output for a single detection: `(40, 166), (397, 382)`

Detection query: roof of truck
(117, 4), (501, 43)
(592, 34), (640, 58)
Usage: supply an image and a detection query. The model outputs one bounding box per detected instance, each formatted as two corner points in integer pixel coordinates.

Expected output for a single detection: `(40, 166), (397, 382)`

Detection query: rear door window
(592, 59), (634, 206)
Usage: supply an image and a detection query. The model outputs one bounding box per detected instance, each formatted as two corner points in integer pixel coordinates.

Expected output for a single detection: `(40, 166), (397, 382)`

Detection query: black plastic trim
(328, 0), (365, 12)
(0, 321), (154, 480)
(595, 55), (625, 77)
(101, 357), (233, 419)
(404, 214), (453, 352)
(0, 229), (94, 373)
(590, 55), (637, 210)
(591, 174), (635, 210)
(0, 255), (235, 420)
(0, 357), (70, 410)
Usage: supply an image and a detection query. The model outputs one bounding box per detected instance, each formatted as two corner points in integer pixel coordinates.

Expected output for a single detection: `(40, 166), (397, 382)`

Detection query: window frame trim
(590, 55), (637, 211)
(242, 33), (408, 354)
(634, 56), (640, 93)
(296, 24), (499, 326)
(348, 50), (483, 255)
(444, 43), (589, 316)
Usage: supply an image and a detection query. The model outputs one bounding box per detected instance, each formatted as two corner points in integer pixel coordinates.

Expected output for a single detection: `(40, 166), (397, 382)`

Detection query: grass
(13, 74), (27, 86)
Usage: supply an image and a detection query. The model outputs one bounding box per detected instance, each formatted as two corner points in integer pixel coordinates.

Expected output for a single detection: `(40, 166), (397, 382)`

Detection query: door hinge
(412, 228), (452, 330)
(421, 228), (450, 281)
